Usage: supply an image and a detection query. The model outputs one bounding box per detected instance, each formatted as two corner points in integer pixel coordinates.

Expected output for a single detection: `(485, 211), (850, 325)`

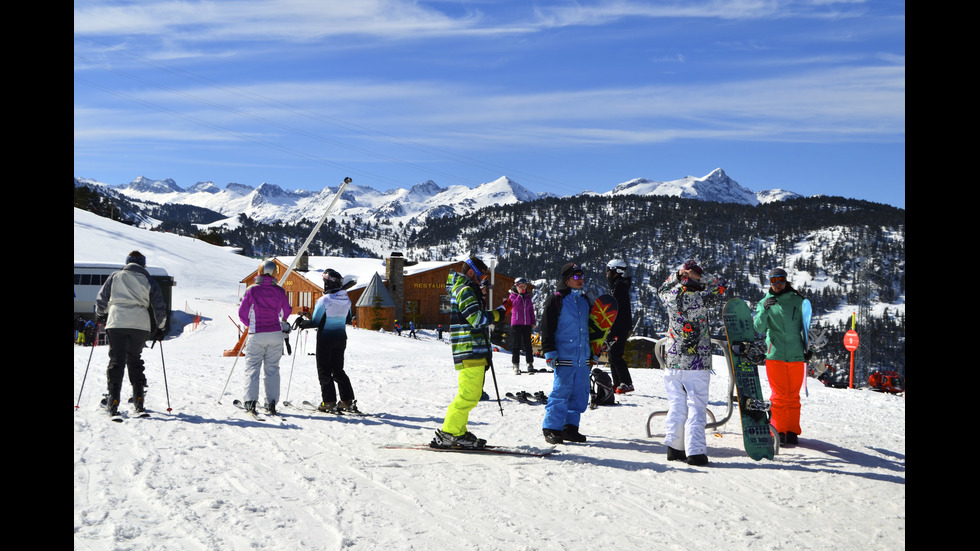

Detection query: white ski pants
(243, 331), (283, 404)
(663, 369), (711, 456)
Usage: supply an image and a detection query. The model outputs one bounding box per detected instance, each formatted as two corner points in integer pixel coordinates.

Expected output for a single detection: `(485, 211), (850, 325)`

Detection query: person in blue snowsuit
(540, 262), (592, 445)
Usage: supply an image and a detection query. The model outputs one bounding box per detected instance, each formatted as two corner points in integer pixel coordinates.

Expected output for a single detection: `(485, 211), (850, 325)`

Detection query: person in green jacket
(753, 267), (808, 445)
(434, 255), (508, 449)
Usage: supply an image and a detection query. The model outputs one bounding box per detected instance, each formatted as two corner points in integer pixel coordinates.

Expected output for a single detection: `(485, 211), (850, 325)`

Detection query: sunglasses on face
(571, 274), (584, 281)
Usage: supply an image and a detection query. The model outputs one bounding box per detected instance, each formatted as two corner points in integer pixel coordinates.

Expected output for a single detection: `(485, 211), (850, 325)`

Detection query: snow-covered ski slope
(74, 208), (905, 550)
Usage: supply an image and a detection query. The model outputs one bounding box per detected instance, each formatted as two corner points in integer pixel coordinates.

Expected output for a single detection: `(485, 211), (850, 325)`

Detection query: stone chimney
(386, 252), (405, 322)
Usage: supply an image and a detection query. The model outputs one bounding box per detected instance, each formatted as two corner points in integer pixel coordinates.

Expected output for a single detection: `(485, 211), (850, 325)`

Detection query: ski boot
(526, 363), (536, 373)
(513, 363), (520, 375)
(105, 395), (120, 416)
(666, 447), (687, 462)
(338, 400), (360, 414)
(687, 454), (709, 466)
(562, 424), (587, 443)
(542, 428), (564, 445)
(433, 429), (486, 449)
(318, 401), (337, 413)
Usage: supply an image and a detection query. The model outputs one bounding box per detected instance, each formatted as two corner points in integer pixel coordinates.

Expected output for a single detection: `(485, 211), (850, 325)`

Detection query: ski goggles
(465, 258), (488, 281)
(769, 275), (787, 284)
(570, 273), (585, 281)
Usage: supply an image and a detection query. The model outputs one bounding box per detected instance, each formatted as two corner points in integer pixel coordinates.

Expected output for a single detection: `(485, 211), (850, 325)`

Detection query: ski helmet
(606, 259), (627, 276)
(515, 277), (528, 285)
(259, 260), (277, 277)
(322, 268), (343, 291)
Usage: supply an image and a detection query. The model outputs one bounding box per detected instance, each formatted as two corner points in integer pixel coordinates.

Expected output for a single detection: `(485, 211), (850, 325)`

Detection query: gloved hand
(153, 328), (167, 342)
(281, 320), (291, 334)
(97, 314), (108, 324)
(804, 348), (814, 361)
(764, 297), (777, 309)
(545, 351), (558, 369)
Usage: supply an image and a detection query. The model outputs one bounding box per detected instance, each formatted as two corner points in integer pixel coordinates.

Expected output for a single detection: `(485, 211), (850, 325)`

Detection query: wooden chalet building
(240, 253), (515, 330)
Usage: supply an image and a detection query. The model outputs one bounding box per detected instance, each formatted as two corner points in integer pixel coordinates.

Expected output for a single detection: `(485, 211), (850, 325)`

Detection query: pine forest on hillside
(75, 185), (905, 381)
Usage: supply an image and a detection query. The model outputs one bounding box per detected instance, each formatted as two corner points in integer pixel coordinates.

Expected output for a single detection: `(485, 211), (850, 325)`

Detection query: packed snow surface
(74, 208), (905, 550)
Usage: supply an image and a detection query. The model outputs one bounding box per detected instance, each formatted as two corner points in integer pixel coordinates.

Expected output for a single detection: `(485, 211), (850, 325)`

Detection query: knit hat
(768, 267), (788, 280)
(126, 251), (146, 267)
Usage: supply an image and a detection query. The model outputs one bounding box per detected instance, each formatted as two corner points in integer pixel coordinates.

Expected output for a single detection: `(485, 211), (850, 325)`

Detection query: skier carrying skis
(753, 267), (808, 445)
(299, 269), (358, 413)
(657, 259), (727, 466)
(509, 277), (537, 374)
(605, 259), (634, 393)
(95, 250), (168, 416)
(540, 262), (593, 445)
(238, 260), (292, 416)
(434, 255), (508, 449)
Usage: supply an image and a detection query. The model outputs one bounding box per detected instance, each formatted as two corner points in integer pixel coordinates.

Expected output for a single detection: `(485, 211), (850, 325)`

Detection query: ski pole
(487, 257), (503, 416)
(218, 332), (248, 404)
(284, 328), (302, 404)
(74, 323), (101, 410)
(158, 338), (173, 413)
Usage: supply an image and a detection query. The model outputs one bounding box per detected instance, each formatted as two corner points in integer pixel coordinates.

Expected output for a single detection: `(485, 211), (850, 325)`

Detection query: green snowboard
(722, 298), (775, 461)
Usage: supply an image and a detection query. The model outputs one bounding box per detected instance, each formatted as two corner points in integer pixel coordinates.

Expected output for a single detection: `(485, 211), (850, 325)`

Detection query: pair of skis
(505, 391), (548, 405)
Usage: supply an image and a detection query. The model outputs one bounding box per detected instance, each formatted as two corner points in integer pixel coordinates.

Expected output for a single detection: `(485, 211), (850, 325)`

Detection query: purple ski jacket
(509, 290), (536, 327)
(239, 275), (292, 334)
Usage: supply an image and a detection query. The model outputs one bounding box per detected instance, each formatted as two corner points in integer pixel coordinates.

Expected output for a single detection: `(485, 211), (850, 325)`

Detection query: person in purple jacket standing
(238, 260), (293, 415)
(509, 277), (537, 374)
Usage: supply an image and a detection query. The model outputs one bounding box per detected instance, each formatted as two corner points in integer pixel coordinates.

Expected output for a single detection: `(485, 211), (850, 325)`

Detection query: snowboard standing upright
(722, 297), (776, 461)
(589, 294), (619, 358)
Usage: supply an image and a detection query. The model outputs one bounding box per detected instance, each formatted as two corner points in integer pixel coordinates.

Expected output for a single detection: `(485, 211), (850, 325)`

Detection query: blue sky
(74, 1), (905, 208)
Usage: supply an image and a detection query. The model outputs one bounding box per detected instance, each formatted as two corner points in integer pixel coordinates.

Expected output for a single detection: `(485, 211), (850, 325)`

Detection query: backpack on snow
(590, 368), (616, 409)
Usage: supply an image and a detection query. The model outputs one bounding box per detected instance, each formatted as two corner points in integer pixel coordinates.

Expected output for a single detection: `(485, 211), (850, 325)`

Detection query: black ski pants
(608, 333), (632, 387)
(316, 338), (354, 403)
(510, 325), (534, 365)
(106, 328), (148, 401)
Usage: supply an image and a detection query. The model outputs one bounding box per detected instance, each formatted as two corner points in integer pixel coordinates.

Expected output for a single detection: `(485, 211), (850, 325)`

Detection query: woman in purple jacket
(509, 277), (537, 374)
(238, 260), (292, 415)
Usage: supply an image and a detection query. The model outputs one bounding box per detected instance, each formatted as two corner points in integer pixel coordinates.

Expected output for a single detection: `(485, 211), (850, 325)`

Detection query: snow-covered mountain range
(75, 169), (799, 227)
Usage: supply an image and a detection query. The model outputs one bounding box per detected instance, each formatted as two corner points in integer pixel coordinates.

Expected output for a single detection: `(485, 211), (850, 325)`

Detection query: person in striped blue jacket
(301, 269), (357, 413)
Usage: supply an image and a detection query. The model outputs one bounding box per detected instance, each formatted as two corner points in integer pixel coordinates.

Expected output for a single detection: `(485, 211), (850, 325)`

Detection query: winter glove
(764, 297), (778, 309)
(280, 320), (291, 334)
(544, 351), (558, 369)
(501, 298), (513, 317)
(804, 348), (814, 362)
(97, 313), (108, 324)
(153, 328), (167, 342)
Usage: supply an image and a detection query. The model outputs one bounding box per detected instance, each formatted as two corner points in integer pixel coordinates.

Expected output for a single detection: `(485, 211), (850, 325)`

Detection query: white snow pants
(243, 331), (283, 403)
(663, 369), (711, 456)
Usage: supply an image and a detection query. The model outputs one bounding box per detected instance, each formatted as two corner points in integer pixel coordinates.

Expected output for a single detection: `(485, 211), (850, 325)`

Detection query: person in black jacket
(606, 259), (634, 393)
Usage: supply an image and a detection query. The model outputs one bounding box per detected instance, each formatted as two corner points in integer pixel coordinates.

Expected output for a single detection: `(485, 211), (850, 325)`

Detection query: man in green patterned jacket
(434, 255), (507, 449)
